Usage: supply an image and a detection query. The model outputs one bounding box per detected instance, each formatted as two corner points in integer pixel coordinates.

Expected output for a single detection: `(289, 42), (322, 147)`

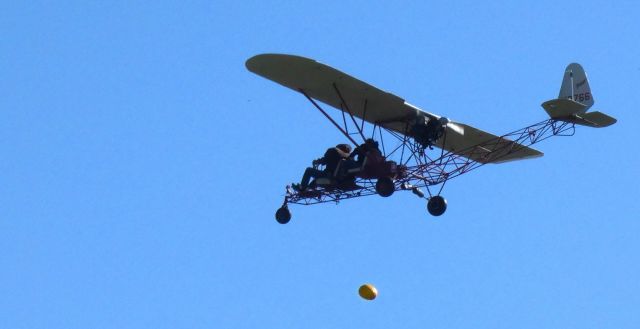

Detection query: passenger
(347, 139), (381, 169)
(292, 144), (352, 191)
(351, 139), (381, 163)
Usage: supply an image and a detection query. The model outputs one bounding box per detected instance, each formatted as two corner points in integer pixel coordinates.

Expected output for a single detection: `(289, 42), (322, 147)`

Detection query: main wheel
(275, 206), (291, 224)
(375, 177), (395, 197)
(427, 196), (447, 216)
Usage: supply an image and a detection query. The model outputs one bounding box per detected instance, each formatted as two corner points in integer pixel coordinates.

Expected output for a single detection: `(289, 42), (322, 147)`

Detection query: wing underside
(246, 54), (542, 164)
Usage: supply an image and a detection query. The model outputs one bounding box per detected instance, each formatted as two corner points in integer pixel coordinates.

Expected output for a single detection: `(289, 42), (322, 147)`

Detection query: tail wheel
(275, 206), (291, 224)
(427, 196), (447, 216)
(375, 177), (395, 197)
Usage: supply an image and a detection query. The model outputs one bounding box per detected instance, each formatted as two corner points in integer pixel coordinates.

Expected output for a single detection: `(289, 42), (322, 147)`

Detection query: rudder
(559, 63), (593, 111)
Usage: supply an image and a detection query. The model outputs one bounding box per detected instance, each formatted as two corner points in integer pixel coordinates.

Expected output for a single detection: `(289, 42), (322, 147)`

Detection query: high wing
(246, 54), (542, 164)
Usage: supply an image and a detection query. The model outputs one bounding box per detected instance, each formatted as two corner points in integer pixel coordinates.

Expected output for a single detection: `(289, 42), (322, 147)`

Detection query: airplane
(246, 54), (616, 224)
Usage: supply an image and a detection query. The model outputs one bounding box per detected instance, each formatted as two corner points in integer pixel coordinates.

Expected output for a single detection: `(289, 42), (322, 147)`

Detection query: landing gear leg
(427, 196), (447, 216)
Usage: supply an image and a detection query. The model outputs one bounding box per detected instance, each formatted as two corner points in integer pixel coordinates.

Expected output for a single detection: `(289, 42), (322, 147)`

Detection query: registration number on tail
(569, 92), (591, 102)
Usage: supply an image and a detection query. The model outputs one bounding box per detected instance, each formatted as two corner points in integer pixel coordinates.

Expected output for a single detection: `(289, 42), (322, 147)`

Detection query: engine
(411, 116), (449, 149)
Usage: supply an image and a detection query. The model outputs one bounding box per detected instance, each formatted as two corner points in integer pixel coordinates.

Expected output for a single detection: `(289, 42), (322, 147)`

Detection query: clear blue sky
(2, 1), (639, 328)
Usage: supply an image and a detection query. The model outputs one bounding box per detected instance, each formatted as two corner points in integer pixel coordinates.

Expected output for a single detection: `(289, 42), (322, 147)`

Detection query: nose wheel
(275, 205), (291, 224)
(427, 196), (447, 216)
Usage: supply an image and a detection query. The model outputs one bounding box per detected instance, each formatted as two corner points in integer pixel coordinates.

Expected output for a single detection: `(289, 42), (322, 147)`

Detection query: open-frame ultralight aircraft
(246, 54), (616, 224)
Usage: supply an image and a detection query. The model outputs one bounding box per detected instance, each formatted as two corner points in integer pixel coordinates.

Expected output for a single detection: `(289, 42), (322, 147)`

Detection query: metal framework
(282, 88), (576, 207)
(395, 119), (575, 189)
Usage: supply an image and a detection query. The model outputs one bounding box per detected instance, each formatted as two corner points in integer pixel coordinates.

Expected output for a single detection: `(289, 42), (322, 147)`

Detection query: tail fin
(559, 63), (594, 111)
(541, 63), (616, 128)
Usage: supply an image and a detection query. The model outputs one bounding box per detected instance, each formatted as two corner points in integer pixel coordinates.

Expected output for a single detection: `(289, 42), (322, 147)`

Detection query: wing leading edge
(246, 54), (542, 164)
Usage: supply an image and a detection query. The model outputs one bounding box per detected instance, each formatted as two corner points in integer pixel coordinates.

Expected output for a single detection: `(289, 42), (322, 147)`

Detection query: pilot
(292, 144), (352, 191)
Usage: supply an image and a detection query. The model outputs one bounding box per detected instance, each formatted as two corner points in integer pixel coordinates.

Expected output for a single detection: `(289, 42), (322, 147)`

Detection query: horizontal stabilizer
(541, 98), (587, 118)
(564, 111), (617, 128)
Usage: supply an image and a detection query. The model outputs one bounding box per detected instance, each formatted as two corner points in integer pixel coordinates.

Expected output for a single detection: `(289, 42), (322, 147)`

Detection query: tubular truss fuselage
(285, 118), (575, 206)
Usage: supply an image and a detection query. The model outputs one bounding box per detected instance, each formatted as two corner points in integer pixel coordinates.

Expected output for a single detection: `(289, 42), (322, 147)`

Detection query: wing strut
(299, 89), (359, 146)
(360, 99), (368, 134)
(332, 83), (367, 142)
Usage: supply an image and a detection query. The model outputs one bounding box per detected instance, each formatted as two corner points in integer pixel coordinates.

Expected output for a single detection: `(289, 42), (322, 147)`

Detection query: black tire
(427, 196), (447, 216)
(275, 206), (291, 224)
(375, 177), (395, 197)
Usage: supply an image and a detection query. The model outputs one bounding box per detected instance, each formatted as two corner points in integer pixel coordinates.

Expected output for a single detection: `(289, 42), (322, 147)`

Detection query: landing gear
(375, 177), (395, 197)
(427, 196), (447, 216)
(275, 206), (291, 224)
